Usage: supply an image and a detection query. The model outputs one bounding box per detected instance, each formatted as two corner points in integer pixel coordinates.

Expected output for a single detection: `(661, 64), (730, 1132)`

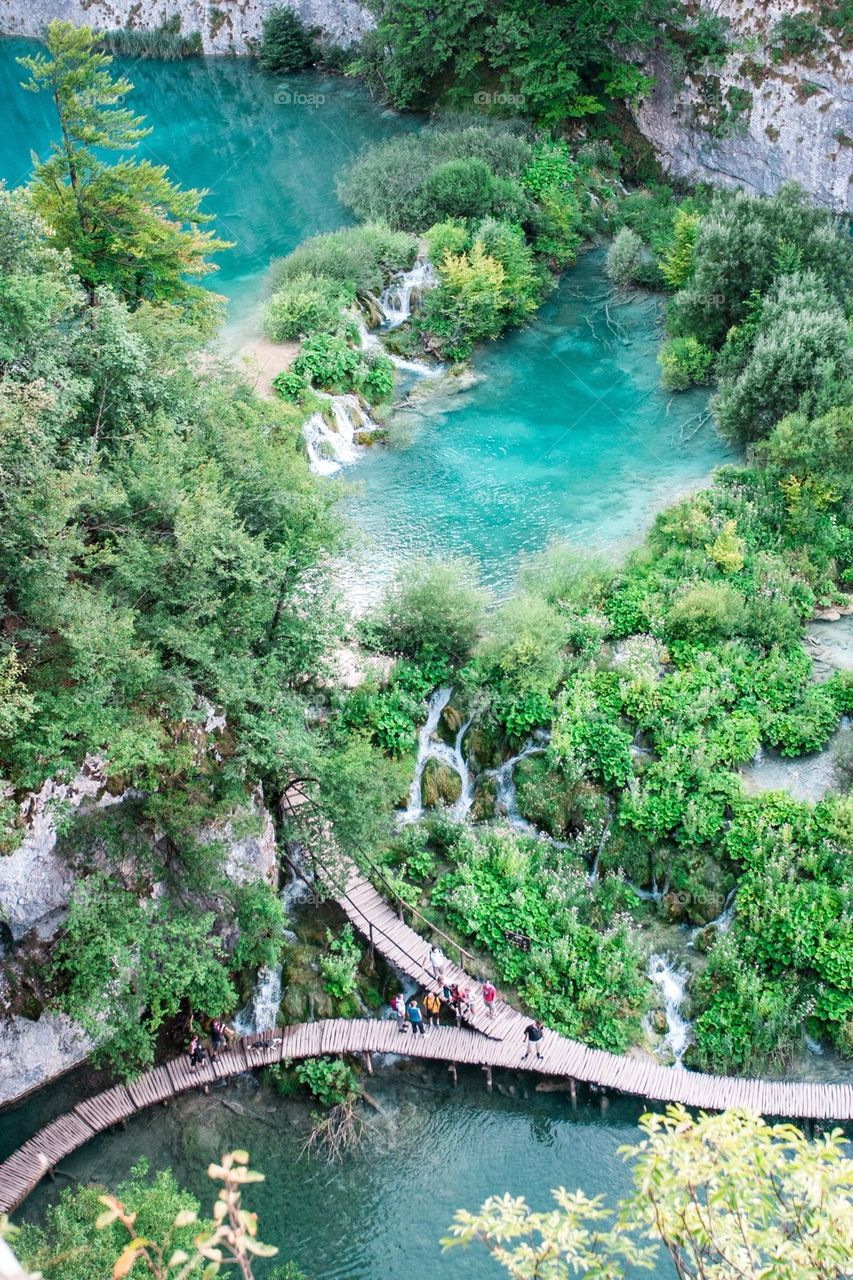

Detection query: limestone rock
(0, 0), (373, 55)
(0, 757), (129, 942)
(421, 758), (462, 808)
(0, 1012), (93, 1108)
(631, 2), (853, 213)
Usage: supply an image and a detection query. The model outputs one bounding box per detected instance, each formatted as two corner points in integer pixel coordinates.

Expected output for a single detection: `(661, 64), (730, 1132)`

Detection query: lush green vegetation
(258, 6), (320, 73)
(0, 25), (393, 1076)
(350, 391), (852, 1067)
(352, 0), (673, 122)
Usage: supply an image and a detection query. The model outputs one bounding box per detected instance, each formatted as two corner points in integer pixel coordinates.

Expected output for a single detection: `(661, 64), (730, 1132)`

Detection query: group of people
(187, 1017), (234, 1071)
(389, 943), (499, 1034)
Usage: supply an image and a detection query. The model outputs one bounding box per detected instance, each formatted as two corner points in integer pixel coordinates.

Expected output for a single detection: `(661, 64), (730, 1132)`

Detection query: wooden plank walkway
(3, 782), (852, 1213)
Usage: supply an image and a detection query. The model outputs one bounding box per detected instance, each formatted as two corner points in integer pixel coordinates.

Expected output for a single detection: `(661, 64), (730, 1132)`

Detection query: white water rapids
(646, 954), (691, 1068)
(303, 393), (378, 477)
(378, 258), (437, 327)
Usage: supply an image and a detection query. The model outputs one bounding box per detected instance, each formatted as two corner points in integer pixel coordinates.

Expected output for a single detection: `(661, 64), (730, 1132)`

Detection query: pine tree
(18, 21), (231, 324)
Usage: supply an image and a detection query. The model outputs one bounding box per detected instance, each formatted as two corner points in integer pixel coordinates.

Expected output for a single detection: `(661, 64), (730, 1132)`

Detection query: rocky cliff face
(0, 0), (372, 54)
(632, 1), (853, 212)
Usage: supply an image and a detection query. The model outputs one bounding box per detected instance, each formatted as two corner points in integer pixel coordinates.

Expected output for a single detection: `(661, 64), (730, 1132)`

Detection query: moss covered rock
(421, 758), (462, 807)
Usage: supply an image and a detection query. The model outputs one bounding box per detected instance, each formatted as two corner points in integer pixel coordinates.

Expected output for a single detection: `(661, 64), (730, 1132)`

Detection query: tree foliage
(446, 1107), (853, 1279)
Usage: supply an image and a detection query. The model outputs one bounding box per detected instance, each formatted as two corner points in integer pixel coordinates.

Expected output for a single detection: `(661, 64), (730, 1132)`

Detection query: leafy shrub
(425, 219), (471, 260)
(658, 336), (713, 390)
(232, 882), (285, 972)
(269, 223), (418, 296)
(292, 332), (363, 393)
(713, 271), (851, 445)
(258, 6), (317, 73)
(319, 923), (362, 998)
(263, 274), (351, 341)
(606, 227), (643, 287)
(271, 369), (308, 401)
(764, 682), (841, 756)
(409, 158), (529, 229)
(370, 558), (487, 665)
(666, 583), (744, 643)
(417, 242), (506, 360)
(658, 208), (699, 289)
(359, 351), (394, 402)
(294, 1056), (357, 1105)
(338, 126), (533, 229)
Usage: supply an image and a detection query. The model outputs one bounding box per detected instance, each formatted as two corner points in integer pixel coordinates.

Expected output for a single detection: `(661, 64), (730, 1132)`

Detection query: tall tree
(18, 21), (230, 324)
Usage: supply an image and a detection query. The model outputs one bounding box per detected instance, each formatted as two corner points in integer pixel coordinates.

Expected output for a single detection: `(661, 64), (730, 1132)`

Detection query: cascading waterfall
(378, 258), (437, 327)
(400, 687), (476, 823)
(303, 393), (379, 477)
(647, 954), (691, 1068)
(486, 734), (551, 835)
(232, 965), (283, 1037)
(355, 312), (443, 381)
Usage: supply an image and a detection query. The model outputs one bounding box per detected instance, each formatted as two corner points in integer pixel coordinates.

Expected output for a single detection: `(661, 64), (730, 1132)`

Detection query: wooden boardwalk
(3, 782), (853, 1213)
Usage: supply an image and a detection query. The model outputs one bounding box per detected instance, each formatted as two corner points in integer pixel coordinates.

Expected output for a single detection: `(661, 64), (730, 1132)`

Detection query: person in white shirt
(428, 944), (446, 983)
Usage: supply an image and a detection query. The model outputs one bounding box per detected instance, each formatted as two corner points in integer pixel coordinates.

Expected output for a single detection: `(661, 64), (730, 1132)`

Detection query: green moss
(421, 758), (463, 807)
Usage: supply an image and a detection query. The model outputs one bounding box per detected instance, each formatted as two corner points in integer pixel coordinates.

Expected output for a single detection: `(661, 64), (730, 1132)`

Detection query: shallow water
(343, 255), (735, 601)
(7, 1066), (673, 1279)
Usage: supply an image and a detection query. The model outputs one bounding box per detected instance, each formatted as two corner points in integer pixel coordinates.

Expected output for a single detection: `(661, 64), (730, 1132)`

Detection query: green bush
(770, 14), (828, 61)
(666, 583), (744, 643)
(258, 6), (317, 73)
(295, 1056), (358, 1105)
(232, 881), (285, 972)
(359, 351), (395, 402)
(370, 558), (487, 665)
(263, 274), (351, 341)
(269, 223), (418, 296)
(292, 332), (363, 394)
(606, 227), (644, 287)
(271, 369), (308, 401)
(713, 271), (851, 445)
(319, 923), (362, 998)
(658, 336), (714, 390)
(338, 126), (532, 230)
(425, 219), (471, 260)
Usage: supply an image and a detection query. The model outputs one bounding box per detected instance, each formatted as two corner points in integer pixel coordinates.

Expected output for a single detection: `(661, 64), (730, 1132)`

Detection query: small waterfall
(647, 954), (691, 1068)
(233, 964), (283, 1037)
(399, 688), (475, 823)
(303, 393), (378, 477)
(487, 735), (550, 835)
(628, 877), (670, 904)
(378, 258), (437, 327)
(354, 313), (443, 380)
(587, 800), (612, 884)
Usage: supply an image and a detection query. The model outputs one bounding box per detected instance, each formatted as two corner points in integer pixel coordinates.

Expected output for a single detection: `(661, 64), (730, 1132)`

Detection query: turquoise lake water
(5, 1066), (673, 1279)
(0, 39), (734, 597)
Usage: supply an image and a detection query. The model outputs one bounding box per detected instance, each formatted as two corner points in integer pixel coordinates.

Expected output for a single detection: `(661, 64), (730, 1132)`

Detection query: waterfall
(303, 393), (379, 477)
(378, 259), (437, 327)
(647, 954), (691, 1068)
(399, 687), (476, 823)
(354, 313), (443, 380)
(233, 964), (283, 1037)
(486, 735), (550, 835)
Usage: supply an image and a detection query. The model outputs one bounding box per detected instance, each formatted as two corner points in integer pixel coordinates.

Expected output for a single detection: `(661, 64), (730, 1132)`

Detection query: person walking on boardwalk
(481, 979), (497, 1020)
(391, 992), (407, 1032)
(209, 1018), (233, 1061)
(423, 989), (441, 1028)
(407, 996), (426, 1035)
(428, 943), (446, 983)
(188, 1034), (205, 1071)
(523, 1020), (545, 1059)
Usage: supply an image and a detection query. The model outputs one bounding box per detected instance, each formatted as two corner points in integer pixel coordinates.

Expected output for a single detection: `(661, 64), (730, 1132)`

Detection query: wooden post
(448, 1062), (458, 1087)
(368, 922), (375, 968)
(396, 898), (404, 922)
(363, 1051), (373, 1075)
(600, 1091), (609, 1114)
(483, 1065), (493, 1092)
(47, 1166), (56, 1182)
